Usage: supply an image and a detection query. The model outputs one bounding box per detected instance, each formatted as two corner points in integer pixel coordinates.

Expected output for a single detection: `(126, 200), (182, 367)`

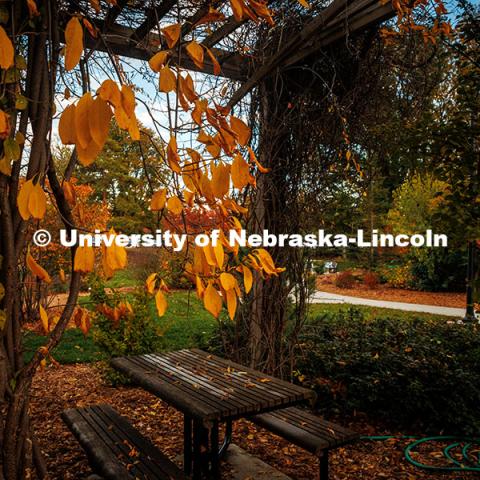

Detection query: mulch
(316, 275), (465, 309)
(31, 363), (478, 479)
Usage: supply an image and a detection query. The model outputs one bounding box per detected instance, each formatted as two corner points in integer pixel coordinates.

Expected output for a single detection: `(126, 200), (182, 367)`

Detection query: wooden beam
(130, 0), (177, 41)
(227, 0), (396, 107)
(84, 21), (247, 80)
(202, 15), (246, 49)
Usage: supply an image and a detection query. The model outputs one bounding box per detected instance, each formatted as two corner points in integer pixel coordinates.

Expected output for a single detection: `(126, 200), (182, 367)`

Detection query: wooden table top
(111, 349), (315, 423)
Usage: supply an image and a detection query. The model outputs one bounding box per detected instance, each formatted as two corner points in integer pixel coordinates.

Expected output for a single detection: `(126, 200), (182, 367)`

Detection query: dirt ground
(31, 363), (477, 479)
(316, 275), (465, 308)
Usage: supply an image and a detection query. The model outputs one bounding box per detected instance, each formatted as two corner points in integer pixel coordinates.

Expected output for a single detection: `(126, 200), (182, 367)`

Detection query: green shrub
(297, 308), (480, 435)
(90, 279), (162, 384)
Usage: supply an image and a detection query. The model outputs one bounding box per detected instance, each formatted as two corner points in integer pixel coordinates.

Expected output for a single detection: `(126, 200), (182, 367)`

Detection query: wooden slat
(62, 404), (185, 479)
(111, 350), (315, 424)
(251, 407), (359, 455)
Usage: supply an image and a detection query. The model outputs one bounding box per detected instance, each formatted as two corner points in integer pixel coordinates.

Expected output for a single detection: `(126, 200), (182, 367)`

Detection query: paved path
(310, 291), (466, 317)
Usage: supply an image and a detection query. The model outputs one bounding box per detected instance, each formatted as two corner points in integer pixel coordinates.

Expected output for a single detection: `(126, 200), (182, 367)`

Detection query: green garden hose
(361, 435), (480, 473)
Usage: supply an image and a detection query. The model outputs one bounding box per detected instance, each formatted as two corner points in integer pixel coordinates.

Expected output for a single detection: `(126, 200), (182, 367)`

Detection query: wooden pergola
(74, 0), (396, 104)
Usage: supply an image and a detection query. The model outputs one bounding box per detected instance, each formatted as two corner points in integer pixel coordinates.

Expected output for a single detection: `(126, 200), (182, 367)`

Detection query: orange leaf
(17, 178), (34, 220)
(149, 51), (169, 72)
(211, 162), (230, 198)
(58, 103), (77, 145)
(204, 283), (222, 318)
(28, 181), (47, 219)
(205, 47), (221, 76)
(150, 188), (167, 211)
(74, 246), (95, 273)
(76, 139), (103, 166)
(220, 272), (236, 290)
(155, 290), (167, 316)
(0, 109), (11, 139)
(64, 17), (83, 71)
(26, 0), (40, 17)
(145, 272), (157, 294)
(231, 154), (251, 190)
(121, 85), (136, 118)
(167, 195), (183, 215)
(39, 305), (49, 334)
(247, 146), (270, 173)
(167, 135), (181, 172)
(186, 41), (204, 69)
(159, 65), (177, 93)
(225, 289), (237, 320)
(75, 93), (94, 149)
(27, 252), (52, 283)
(89, 97), (112, 147)
(242, 265), (253, 293)
(230, 115), (251, 146)
(162, 24), (181, 49)
(230, 0), (245, 21)
(98, 79), (121, 108)
(0, 26), (14, 70)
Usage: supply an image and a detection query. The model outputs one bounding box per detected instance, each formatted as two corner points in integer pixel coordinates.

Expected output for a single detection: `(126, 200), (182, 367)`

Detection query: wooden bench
(62, 404), (185, 480)
(251, 407), (359, 479)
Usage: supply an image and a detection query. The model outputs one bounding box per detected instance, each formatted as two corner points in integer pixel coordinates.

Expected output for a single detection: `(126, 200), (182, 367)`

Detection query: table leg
(210, 421), (220, 479)
(218, 420), (232, 458)
(193, 419), (204, 480)
(184, 415), (193, 476)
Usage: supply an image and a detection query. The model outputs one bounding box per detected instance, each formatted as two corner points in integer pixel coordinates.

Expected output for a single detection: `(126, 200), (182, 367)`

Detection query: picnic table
(111, 348), (315, 479)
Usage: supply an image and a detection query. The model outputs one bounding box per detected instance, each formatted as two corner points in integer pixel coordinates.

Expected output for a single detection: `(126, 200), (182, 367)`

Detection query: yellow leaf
(27, 252), (52, 283)
(185, 41), (204, 69)
(76, 139), (102, 166)
(98, 79), (121, 108)
(89, 97), (112, 147)
(17, 178), (34, 220)
(155, 290), (167, 316)
(220, 272), (236, 291)
(225, 289), (237, 320)
(231, 154), (251, 190)
(39, 305), (49, 334)
(0, 26), (14, 70)
(28, 181), (47, 219)
(64, 17), (83, 71)
(214, 242), (224, 269)
(167, 195), (183, 215)
(145, 273), (157, 294)
(230, 116), (251, 146)
(205, 47), (221, 76)
(159, 65), (177, 93)
(75, 93), (94, 149)
(204, 283), (222, 318)
(121, 85), (136, 118)
(150, 188), (167, 211)
(195, 275), (205, 299)
(62, 180), (76, 205)
(161, 24), (181, 49)
(211, 162), (230, 198)
(74, 246), (95, 273)
(242, 265), (253, 293)
(0, 109), (11, 139)
(149, 51), (169, 72)
(58, 103), (77, 145)
(59, 268), (66, 283)
(203, 244), (217, 267)
(167, 135), (181, 172)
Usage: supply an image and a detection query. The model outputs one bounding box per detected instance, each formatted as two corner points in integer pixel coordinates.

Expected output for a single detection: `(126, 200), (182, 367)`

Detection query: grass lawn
(24, 289), (452, 364)
(23, 290), (218, 364)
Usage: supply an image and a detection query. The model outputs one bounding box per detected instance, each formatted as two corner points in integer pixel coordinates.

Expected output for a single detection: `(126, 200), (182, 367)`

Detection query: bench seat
(251, 407), (359, 478)
(62, 404), (185, 480)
